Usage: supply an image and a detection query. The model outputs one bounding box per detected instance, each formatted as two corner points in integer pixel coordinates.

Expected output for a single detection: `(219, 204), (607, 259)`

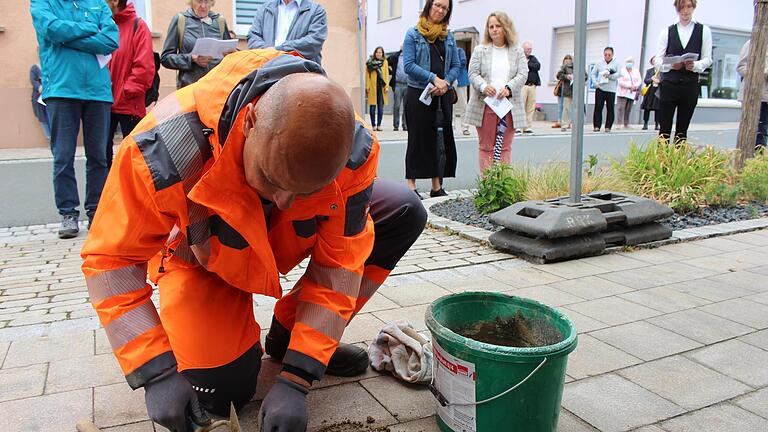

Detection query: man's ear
(243, 103), (256, 136)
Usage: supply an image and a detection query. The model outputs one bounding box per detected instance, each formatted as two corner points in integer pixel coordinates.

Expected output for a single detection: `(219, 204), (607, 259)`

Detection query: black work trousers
(658, 80), (699, 142)
(593, 88), (616, 130)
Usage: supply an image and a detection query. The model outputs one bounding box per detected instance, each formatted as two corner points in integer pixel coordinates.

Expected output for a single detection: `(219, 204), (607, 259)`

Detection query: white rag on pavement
(367, 320), (433, 383)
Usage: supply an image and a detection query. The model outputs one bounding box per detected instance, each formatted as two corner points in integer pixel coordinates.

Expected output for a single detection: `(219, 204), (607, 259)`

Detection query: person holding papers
(402, 0), (460, 198)
(465, 11), (527, 174)
(161, 0), (233, 88)
(654, 0), (712, 142)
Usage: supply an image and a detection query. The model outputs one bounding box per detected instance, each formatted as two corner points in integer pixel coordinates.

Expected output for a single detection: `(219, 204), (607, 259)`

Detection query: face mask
(626, 63), (634, 69)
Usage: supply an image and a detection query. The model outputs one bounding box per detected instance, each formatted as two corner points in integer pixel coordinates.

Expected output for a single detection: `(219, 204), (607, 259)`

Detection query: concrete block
(0, 363), (47, 402)
(359, 375), (436, 422)
(699, 298), (768, 329)
(0, 388), (92, 432)
(306, 382), (397, 431)
(566, 335), (642, 380)
(591, 321), (701, 361)
(648, 309), (752, 344)
(562, 374), (684, 432)
(686, 340), (768, 387)
(660, 403), (768, 432)
(47, 353), (124, 393)
(618, 286), (712, 313)
(3, 330), (93, 368)
(565, 297), (661, 326)
(620, 356), (750, 410)
(94, 383), (148, 428)
(734, 388), (768, 419)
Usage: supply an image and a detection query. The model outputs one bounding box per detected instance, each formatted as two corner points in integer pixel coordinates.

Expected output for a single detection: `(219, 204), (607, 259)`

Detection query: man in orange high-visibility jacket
(81, 50), (426, 432)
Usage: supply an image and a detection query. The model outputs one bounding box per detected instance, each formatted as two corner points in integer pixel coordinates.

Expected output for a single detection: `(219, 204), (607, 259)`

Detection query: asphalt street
(0, 128), (737, 227)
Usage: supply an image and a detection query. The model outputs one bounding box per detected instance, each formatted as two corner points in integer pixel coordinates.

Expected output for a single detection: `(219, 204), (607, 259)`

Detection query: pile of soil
(316, 419), (391, 432)
(452, 312), (563, 347)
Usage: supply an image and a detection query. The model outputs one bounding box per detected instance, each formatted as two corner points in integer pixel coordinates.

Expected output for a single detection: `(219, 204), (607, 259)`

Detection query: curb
(422, 190), (768, 253)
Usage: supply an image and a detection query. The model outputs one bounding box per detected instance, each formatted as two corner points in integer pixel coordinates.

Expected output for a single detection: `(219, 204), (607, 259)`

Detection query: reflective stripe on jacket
(81, 50), (379, 388)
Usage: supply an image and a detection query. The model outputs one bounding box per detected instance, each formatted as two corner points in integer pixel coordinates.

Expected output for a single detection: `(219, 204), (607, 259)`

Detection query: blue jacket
(247, 0), (328, 65)
(31, 0), (118, 103)
(402, 26), (460, 90)
(457, 48), (469, 87)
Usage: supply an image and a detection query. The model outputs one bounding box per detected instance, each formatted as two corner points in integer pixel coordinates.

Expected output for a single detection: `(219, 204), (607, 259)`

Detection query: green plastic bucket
(425, 292), (578, 432)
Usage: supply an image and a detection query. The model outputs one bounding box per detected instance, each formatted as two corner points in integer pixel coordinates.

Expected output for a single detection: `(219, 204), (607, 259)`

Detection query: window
(552, 22), (609, 82)
(234, 0), (267, 34)
(378, 0), (402, 22)
(132, 0), (152, 29)
(704, 28), (749, 100)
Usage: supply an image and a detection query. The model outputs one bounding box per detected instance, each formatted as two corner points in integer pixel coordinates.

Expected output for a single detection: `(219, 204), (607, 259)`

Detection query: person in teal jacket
(30, 0), (118, 239)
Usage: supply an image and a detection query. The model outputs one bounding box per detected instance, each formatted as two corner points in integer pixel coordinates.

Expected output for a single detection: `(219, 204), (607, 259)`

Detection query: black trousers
(180, 179), (427, 416)
(107, 113), (141, 171)
(658, 80), (699, 142)
(593, 88), (615, 130)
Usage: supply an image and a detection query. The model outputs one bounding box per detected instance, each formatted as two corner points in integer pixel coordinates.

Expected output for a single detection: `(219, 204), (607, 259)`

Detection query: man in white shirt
(653, 0), (712, 142)
(247, 0), (328, 65)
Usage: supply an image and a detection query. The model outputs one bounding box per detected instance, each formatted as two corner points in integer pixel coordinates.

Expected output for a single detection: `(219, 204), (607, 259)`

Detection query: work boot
(58, 214), (79, 239)
(265, 317), (370, 377)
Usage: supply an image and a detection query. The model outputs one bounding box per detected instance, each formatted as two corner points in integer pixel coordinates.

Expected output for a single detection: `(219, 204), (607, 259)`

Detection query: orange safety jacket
(81, 49), (379, 388)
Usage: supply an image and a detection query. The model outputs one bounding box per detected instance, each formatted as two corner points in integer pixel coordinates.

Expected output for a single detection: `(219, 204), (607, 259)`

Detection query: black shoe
(430, 188), (448, 198)
(58, 214), (79, 239)
(413, 189), (423, 200)
(403, 126), (408, 131)
(393, 127), (399, 131)
(642, 124), (648, 130)
(86, 212), (95, 229)
(265, 317), (370, 377)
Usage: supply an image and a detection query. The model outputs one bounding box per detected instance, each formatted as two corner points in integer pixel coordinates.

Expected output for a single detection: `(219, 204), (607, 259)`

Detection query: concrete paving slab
(431, 274), (512, 293)
(548, 276), (635, 300)
(372, 303), (430, 332)
(358, 292), (400, 314)
(95, 328), (112, 355)
(706, 270), (768, 293)
(46, 353), (124, 393)
(734, 388), (768, 419)
(484, 266), (565, 288)
(557, 409), (599, 431)
(562, 374), (684, 432)
(618, 356), (751, 410)
(682, 253), (767, 273)
(387, 416), (441, 432)
(2, 330), (93, 368)
(618, 248), (683, 265)
(647, 308), (753, 344)
(739, 329), (768, 350)
(565, 297), (662, 326)
(0, 340), (8, 368)
(306, 382), (397, 431)
(340, 313), (386, 344)
(577, 254), (650, 272)
(686, 340), (768, 387)
(566, 335), (642, 380)
(591, 321), (702, 361)
(696, 237), (750, 252)
(746, 264), (768, 276)
(698, 298), (768, 329)
(650, 242), (721, 258)
(557, 307), (611, 333)
(0, 388), (92, 432)
(0, 363), (46, 402)
(746, 291), (768, 306)
(630, 426), (666, 432)
(103, 421), (155, 431)
(533, 260), (610, 279)
(508, 285), (586, 307)
(725, 231), (768, 246)
(618, 286), (712, 313)
(359, 375), (436, 422)
(94, 383), (148, 428)
(660, 403), (768, 432)
(664, 278), (755, 302)
(377, 282), (451, 307)
(598, 262), (720, 290)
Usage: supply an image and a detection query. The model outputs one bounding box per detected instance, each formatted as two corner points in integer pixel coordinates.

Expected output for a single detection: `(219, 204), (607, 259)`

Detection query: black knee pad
(181, 343), (262, 416)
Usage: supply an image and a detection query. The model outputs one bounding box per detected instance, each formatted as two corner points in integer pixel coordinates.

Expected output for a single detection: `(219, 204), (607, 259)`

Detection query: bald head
(243, 73), (355, 209)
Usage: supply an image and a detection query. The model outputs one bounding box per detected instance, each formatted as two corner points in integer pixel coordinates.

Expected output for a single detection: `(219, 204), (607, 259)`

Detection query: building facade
(367, 0), (754, 122)
(1, 0), (364, 149)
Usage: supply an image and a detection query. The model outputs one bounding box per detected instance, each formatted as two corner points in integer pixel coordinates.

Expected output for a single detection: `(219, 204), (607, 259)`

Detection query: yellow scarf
(417, 17), (448, 44)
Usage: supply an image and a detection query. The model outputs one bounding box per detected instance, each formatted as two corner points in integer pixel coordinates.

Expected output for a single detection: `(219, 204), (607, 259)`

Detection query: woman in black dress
(402, 0), (460, 198)
(641, 57), (661, 130)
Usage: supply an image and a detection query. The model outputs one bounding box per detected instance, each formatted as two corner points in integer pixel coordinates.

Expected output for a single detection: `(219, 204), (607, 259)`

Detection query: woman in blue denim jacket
(402, 0), (460, 198)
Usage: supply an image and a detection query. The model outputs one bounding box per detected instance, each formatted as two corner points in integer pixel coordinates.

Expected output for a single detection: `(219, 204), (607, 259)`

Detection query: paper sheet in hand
(662, 53), (699, 65)
(190, 38), (238, 59)
(96, 54), (112, 69)
(419, 83), (435, 105)
(484, 95), (512, 119)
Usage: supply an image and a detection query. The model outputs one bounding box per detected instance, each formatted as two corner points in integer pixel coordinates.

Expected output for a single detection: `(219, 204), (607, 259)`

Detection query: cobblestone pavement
(2, 224), (768, 431)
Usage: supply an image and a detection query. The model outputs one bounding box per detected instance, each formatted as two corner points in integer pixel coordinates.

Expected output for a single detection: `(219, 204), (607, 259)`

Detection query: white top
(654, 20), (713, 73)
(490, 45), (510, 90)
(275, 0), (303, 47)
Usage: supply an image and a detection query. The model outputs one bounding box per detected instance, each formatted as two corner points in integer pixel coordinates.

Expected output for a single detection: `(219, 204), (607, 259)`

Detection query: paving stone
(565, 297), (661, 326)
(654, 242), (721, 258)
(591, 321), (701, 361)
(682, 253), (767, 273)
(598, 262), (719, 290)
(359, 375), (436, 422)
(660, 403), (768, 432)
(340, 313), (385, 344)
(618, 286), (712, 313)
(739, 329), (768, 350)
(557, 308), (611, 333)
(547, 276), (634, 300)
(377, 282), (451, 307)
(95, 329), (113, 355)
(665, 278), (755, 302)
(0, 340), (8, 368)
(306, 382), (397, 431)
(746, 265), (768, 276)
(734, 388), (768, 419)
(686, 339), (768, 387)
(534, 260), (610, 279)
(418, 259), (470, 271)
(357, 292), (399, 314)
(566, 335), (642, 380)
(696, 237), (750, 252)
(630, 426), (666, 432)
(562, 374), (684, 432)
(0, 363), (47, 402)
(9, 312), (67, 326)
(707, 270), (768, 293)
(620, 248), (682, 264)
(557, 409), (599, 431)
(698, 298), (768, 329)
(47, 353), (124, 393)
(3, 330), (93, 367)
(620, 355), (751, 410)
(508, 285), (585, 307)
(647, 308), (753, 344)
(0, 297), (50, 309)
(578, 253), (650, 272)
(103, 421), (155, 431)
(485, 266), (565, 288)
(746, 291), (768, 306)
(431, 274), (512, 293)
(387, 417), (441, 432)
(0, 388), (92, 432)
(94, 382), (148, 428)
(372, 303), (430, 332)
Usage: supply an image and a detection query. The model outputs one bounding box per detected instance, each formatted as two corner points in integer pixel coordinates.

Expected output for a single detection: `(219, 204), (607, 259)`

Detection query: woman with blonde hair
(465, 11), (527, 174)
(161, 0), (233, 88)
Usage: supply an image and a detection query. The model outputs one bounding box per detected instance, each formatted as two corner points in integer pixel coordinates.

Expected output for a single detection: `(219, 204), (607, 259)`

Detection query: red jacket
(109, 4), (155, 116)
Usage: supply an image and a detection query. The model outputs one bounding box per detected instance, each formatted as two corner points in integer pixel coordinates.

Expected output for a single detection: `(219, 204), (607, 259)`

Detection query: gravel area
(430, 197), (768, 232)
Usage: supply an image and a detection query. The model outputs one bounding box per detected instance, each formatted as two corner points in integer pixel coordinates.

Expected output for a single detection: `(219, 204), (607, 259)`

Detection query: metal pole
(570, 0), (588, 203)
(638, 0), (651, 125)
(357, 0), (366, 115)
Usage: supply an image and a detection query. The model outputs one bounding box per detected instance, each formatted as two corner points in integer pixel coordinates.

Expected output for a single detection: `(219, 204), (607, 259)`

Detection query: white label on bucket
(433, 339), (477, 432)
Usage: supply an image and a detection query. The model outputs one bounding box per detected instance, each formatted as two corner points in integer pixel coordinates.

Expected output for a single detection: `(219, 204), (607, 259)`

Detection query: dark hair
(604, 46), (614, 54)
(372, 46), (385, 58)
(420, 0), (453, 25)
(118, 0), (127, 8)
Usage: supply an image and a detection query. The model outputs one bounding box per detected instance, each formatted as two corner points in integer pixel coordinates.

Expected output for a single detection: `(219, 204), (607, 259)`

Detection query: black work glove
(260, 375), (309, 432)
(144, 370), (211, 432)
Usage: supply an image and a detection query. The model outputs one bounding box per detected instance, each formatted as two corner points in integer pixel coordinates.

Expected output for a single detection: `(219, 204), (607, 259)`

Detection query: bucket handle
(428, 357), (548, 407)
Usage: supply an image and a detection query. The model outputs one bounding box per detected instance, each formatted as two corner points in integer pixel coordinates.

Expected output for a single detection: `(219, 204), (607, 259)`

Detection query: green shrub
(703, 182), (742, 207)
(612, 139), (731, 212)
(740, 151), (768, 202)
(474, 164), (526, 214)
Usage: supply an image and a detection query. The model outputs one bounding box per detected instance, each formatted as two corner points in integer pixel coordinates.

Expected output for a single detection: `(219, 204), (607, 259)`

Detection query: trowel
(76, 402), (242, 432)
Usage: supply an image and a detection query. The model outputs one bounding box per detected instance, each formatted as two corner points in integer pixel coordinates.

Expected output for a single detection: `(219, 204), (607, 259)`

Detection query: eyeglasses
(431, 3), (450, 12)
